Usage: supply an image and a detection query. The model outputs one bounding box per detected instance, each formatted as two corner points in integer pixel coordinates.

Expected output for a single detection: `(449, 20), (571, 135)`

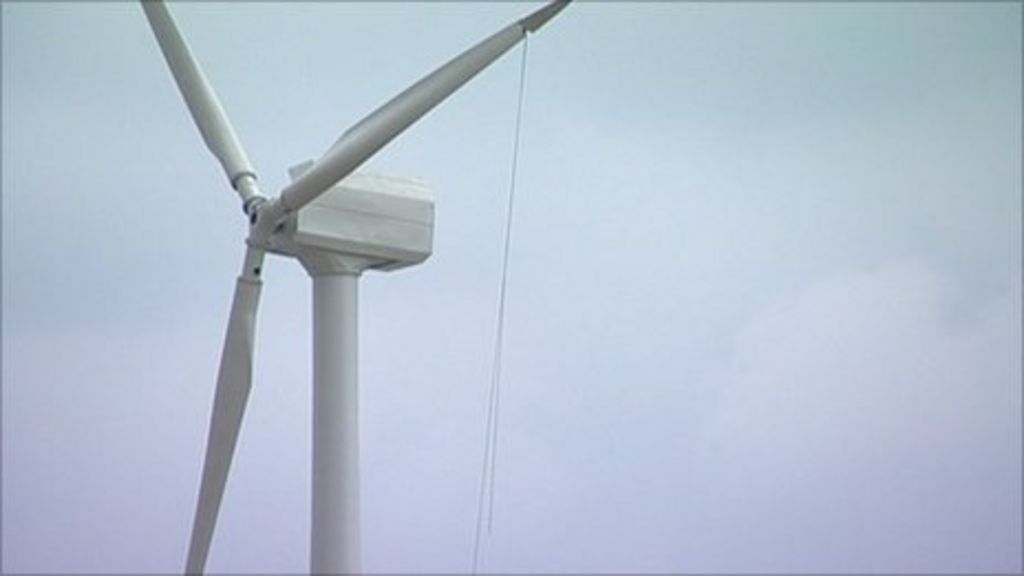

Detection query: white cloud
(694, 261), (1021, 573)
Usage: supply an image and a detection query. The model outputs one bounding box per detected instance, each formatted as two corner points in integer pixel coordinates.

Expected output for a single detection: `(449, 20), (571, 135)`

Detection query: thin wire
(487, 35), (530, 537)
(472, 36), (529, 575)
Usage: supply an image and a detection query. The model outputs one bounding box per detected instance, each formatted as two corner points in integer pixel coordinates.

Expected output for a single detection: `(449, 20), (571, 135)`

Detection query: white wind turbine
(140, 1), (569, 574)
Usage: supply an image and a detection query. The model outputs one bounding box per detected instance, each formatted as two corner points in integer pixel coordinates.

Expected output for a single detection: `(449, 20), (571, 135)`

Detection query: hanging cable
(472, 35), (529, 575)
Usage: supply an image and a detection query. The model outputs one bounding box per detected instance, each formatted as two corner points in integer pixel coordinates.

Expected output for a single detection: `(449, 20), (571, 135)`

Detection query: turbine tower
(140, 1), (569, 574)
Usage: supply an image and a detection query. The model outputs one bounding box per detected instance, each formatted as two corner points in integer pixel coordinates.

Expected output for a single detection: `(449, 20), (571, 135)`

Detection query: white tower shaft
(311, 271), (362, 574)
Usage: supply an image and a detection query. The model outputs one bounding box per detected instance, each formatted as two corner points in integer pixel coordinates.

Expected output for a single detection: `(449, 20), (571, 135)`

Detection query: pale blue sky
(3, 2), (1021, 573)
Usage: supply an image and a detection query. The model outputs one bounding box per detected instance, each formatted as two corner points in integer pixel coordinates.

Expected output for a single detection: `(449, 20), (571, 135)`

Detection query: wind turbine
(140, 1), (568, 574)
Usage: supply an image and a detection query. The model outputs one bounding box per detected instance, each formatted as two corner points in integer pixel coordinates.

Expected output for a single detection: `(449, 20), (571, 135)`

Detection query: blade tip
(519, 0), (570, 33)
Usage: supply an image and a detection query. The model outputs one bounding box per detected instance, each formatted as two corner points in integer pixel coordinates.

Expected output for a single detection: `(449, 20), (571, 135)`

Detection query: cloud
(693, 261), (1021, 573)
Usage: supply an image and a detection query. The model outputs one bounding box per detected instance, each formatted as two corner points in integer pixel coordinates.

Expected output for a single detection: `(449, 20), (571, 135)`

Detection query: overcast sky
(3, 1), (1021, 574)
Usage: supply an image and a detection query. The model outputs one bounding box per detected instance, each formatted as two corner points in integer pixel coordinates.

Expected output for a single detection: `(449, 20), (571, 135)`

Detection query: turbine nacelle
(260, 163), (435, 275)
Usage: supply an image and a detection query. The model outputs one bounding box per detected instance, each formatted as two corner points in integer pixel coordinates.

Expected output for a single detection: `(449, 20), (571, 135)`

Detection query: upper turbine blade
(274, 1), (570, 216)
(142, 1), (257, 198)
(519, 0), (569, 32)
(185, 252), (263, 575)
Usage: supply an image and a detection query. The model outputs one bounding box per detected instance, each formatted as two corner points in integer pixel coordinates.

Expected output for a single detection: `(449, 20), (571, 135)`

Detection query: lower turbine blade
(186, 274), (262, 575)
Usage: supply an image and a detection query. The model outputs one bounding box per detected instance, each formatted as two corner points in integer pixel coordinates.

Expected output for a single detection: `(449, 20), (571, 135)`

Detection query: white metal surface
(311, 271), (362, 575)
(264, 0), (569, 225)
(266, 163), (435, 272)
(140, 2), (260, 204)
(185, 247), (264, 575)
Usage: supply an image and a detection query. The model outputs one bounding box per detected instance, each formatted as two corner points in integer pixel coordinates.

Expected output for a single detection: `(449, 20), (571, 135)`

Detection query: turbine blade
(185, 267), (263, 575)
(276, 1), (570, 215)
(141, 1), (256, 192)
(519, 0), (570, 32)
